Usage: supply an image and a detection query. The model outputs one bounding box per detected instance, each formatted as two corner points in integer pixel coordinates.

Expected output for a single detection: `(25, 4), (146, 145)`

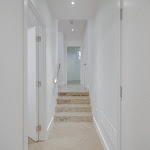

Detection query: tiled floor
(28, 122), (104, 150)
(58, 84), (88, 93)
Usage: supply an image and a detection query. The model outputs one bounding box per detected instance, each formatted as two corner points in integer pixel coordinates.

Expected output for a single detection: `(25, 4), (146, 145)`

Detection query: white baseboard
(85, 84), (89, 90)
(93, 117), (110, 150)
(47, 117), (54, 131)
(44, 117), (54, 140)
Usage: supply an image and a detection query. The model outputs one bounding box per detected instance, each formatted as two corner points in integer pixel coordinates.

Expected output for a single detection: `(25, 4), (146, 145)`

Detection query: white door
(121, 0), (150, 149)
(27, 27), (39, 141)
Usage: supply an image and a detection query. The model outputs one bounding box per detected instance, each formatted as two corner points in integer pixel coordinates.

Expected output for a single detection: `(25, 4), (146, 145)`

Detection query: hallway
(1, 0), (150, 150)
(29, 85), (104, 150)
(29, 122), (103, 150)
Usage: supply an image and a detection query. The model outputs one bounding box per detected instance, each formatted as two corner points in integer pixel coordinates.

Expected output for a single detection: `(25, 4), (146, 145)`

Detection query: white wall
(82, 23), (89, 85)
(121, 0), (150, 149)
(0, 0), (24, 150)
(58, 32), (65, 84)
(64, 32), (83, 47)
(87, 0), (120, 149)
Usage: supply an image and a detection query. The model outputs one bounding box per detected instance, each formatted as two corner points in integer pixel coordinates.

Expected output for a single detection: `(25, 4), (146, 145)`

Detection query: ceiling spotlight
(72, 29), (74, 32)
(71, 1), (75, 5)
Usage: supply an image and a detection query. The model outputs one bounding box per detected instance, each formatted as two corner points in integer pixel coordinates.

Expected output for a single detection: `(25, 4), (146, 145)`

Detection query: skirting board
(93, 117), (110, 150)
(47, 117), (54, 131)
(46, 117), (54, 140)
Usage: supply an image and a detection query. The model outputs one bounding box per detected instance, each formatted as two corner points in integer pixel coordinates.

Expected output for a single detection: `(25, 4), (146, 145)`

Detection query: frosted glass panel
(67, 47), (81, 84)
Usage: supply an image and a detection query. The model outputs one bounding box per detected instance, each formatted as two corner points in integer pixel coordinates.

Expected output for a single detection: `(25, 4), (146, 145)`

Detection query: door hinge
(120, 8), (123, 21)
(36, 36), (41, 42)
(120, 86), (123, 98)
(37, 81), (42, 87)
(36, 125), (41, 132)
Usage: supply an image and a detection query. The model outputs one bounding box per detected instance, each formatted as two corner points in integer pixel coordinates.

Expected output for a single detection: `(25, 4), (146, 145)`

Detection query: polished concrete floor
(28, 122), (104, 150)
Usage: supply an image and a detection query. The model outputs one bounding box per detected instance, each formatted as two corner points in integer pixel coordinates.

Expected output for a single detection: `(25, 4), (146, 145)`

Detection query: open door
(27, 27), (39, 141)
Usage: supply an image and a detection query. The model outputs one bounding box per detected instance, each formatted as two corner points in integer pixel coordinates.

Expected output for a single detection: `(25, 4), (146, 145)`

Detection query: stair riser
(58, 92), (89, 96)
(56, 107), (92, 113)
(57, 99), (90, 104)
(54, 116), (93, 122)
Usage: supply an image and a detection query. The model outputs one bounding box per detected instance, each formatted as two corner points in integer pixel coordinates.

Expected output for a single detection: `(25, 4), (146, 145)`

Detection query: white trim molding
(93, 117), (110, 150)
(47, 117), (54, 132)
(93, 117), (117, 150)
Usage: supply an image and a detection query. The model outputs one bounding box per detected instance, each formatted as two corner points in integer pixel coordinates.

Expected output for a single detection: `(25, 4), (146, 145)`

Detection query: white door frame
(65, 45), (82, 84)
(24, 0), (47, 149)
(117, 0), (122, 149)
(27, 26), (39, 141)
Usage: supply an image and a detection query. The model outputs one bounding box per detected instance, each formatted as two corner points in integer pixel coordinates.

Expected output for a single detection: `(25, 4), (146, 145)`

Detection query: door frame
(65, 46), (82, 84)
(117, 0), (122, 149)
(24, 0), (47, 149)
(27, 26), (39, 142)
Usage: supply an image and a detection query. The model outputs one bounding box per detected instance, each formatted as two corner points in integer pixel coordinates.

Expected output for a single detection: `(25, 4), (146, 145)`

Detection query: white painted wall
(58, 32), (65, 84)
(64, 33), (83, 47)
(0, 0), (24, 150)
(87, 0), (120, 149)
(121, 0), (150, 149)
(82, 23), (88, 85)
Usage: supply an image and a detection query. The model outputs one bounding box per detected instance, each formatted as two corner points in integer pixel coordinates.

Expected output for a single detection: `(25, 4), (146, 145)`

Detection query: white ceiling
(47, 0), (100, 19)
(58, 19), (87, 45)
(58, 20), (86, 33)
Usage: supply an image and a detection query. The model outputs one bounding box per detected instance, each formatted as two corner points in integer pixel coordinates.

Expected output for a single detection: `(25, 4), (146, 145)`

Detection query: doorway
(25, 0), (46, 146)
(27, 26), (45, 142)
(27, 27), (39, 141)
(67, 46), (81, 84)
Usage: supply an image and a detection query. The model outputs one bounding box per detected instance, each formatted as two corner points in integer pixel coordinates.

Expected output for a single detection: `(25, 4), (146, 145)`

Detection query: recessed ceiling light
(71, 1), (75, 5)
(72, 29), (74, 32)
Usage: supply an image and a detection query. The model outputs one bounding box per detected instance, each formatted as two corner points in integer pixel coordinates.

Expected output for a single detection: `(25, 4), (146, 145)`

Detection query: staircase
(54, 91), (93, 122)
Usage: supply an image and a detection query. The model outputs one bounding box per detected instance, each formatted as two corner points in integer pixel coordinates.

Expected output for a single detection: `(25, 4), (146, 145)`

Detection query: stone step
(55, 104), (92, 112)
(58, 92), (89, 96)
(57, 96), (90, 104)
(54, 112), (93, 122)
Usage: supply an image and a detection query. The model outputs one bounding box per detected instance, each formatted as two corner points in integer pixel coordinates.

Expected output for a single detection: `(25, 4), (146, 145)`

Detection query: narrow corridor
(29, 122), (103, 150)
(28, 85), (104, 150)
(1, 0), (150, 150)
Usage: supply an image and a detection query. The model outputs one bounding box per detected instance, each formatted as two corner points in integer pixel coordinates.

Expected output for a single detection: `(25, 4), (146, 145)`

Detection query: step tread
(58, 92), (89, 96)
(55, 112), (93, 117)
(56, 104), (91, 107)
(58, 91), (89, 93)
(57, 96), (89, 99)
